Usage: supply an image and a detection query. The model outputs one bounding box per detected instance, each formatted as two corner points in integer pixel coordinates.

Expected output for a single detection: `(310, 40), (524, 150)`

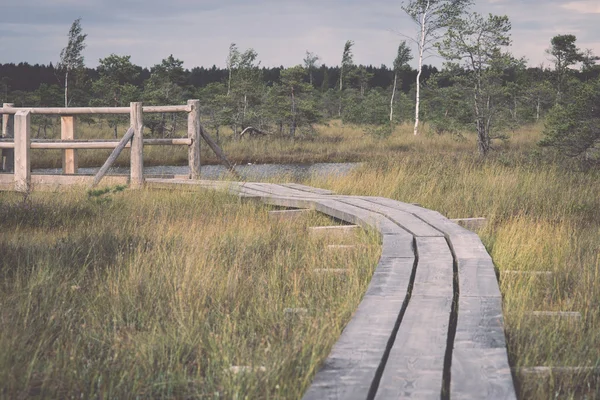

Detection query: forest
(1, 8), (599, 162)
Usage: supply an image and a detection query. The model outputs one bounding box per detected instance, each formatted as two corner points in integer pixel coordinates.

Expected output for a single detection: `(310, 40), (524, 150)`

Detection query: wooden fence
(0, 100), (201, 191)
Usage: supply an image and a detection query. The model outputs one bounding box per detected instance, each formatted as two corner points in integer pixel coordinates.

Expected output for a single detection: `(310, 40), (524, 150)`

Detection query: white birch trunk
(413, 1), (429, 136)
(64, 70), (69, 108)
(390, 72), (398, 122)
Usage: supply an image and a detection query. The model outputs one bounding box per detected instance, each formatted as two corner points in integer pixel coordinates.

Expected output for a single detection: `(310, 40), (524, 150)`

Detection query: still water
(36, 162), (361, 181)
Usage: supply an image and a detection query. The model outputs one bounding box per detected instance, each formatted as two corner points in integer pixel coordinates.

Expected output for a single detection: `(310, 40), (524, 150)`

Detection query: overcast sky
(1, 0), (599, 70)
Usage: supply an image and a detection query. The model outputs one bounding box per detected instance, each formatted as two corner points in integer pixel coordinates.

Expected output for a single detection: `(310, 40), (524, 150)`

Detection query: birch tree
(226, 43), (240, 97)
(58, 18), (87, 107)
(390, 41), (412, 122)
(402, 0), (471, 135)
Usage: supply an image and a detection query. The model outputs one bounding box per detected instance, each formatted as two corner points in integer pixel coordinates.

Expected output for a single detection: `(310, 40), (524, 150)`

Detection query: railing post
(130, 102), (144, 188)
(187, 99), (201, 179)
(2, 103), (14, 172)
(61, 115), (78, 174)
(14, 110), (30, 192)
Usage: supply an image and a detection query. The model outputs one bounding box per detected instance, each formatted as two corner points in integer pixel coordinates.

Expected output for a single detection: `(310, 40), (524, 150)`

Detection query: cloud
(562, 1), (600, 13)
(0, 0), (599, 70)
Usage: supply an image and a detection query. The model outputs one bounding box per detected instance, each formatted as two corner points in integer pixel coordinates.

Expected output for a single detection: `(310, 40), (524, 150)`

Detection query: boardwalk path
(148, 179), (517, 400)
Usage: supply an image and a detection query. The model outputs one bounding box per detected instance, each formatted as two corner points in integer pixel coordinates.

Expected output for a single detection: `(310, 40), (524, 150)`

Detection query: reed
(0, 188), (380, 398)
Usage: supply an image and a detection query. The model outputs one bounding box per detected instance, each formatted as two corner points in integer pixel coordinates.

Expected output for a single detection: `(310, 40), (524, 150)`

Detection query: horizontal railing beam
(0, 105), (192, 115)
(0, 138), (192, 149)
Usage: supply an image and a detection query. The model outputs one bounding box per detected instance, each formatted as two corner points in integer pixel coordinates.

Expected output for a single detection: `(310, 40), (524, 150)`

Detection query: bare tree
(303, 51), (320, 86)
(402, 0), (471, 134)
(58, 18), (87, 108)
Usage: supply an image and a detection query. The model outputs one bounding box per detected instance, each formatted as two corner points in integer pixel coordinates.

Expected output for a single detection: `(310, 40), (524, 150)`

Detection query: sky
(0, 0), (599, 70)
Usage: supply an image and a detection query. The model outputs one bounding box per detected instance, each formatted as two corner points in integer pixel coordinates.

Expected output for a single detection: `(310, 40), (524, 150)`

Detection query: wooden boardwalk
(148, 179), (517, 400)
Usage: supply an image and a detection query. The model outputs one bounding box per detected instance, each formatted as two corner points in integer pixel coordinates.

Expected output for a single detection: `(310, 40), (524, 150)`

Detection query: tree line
(1, 1), (599, 162)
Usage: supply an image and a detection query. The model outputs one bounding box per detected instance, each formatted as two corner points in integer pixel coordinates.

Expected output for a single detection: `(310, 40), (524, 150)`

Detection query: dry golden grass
(302, 132), (600, 399)
(0, 188), (380, 398)
(11, 118), (600, 398)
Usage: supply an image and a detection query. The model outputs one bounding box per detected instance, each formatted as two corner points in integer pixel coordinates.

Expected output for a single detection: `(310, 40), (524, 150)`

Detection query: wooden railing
(0, 100), (201, 191)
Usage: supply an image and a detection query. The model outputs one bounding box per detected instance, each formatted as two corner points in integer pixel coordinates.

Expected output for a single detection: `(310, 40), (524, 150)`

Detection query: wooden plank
(451, 217), (487, 232)
(26, 138), (191, 149)
(374, 237), (453, 399)
(130, 102), (144, 188)
(91, 127), (135, 188)
(313, 269), (349, 274)
(2, 103), (14, 172)
(304, 257), (415, 400)
(381, 234), (414, 258)
(515, 366), (600, 376)
(339, 197), (444, 237)
(61, 115), (78, 174)
(309, 225), (360, 240)
(14, 110), (30, 192)
(501, 270), (553, 277)
(526, 311), (581, 320)
(451, 348), (516, 399)
(199, 125), (240, 177)
(411, 237), (454, 297)
(243, 182), (324, 198)
(374, 296), (451, 399)
(268, 209), (311, 221)
(0, 105), (191, 115)
(280, 183), (335, 195)
(456, 256), (502, 298)
(187, 99), (201, 179)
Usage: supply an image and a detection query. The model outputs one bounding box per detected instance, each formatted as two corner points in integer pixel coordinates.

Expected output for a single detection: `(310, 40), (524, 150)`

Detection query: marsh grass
(29, 119), (545, 170)
(12, 118), (600, 398)
(305, 141), (600, 398)
(0, 188), (380, 398)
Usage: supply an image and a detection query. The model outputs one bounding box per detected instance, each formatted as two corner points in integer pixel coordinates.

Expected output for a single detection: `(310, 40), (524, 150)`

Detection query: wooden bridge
(0, 103), (517, 398)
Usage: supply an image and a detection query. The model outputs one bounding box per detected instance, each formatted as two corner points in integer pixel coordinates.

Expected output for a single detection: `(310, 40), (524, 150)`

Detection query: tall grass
(0, 189), (380, 398)
(305, 127), (600, 399)
(29, 120), (543, 170)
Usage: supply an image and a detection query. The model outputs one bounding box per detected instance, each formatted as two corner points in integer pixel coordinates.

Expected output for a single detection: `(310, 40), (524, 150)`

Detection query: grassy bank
(306, 144), (600, 398)
(0, 189), (380, 398)
(28, 120), (539, 170)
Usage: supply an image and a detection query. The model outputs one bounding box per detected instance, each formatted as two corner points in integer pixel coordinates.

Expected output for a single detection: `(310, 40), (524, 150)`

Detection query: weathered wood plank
(187, 99), (201, 179)
(412, 237), (454, 297)
(130, 102), (144, 188)
(338, 197), (444, 237)
(375, 296), (451, 399)
(374, 237), (453, 399)
(199, 125), (239, 177)
(61, 115), (78, 174)
(14, 110), (30, 192)
(280, 183), (335, 195)
(268, 209), (311, 221)
(451, 217), (487, 232)
(91, 127), (135, 188)
(0, 105), (192, 115)
(309, 225), (360, 240)
(2, 103), (14, 172)
(304, 257), (415, 400)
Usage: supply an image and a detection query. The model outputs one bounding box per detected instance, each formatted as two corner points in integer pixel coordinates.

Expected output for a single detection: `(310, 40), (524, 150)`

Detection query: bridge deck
(147, 178), (517, 400)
